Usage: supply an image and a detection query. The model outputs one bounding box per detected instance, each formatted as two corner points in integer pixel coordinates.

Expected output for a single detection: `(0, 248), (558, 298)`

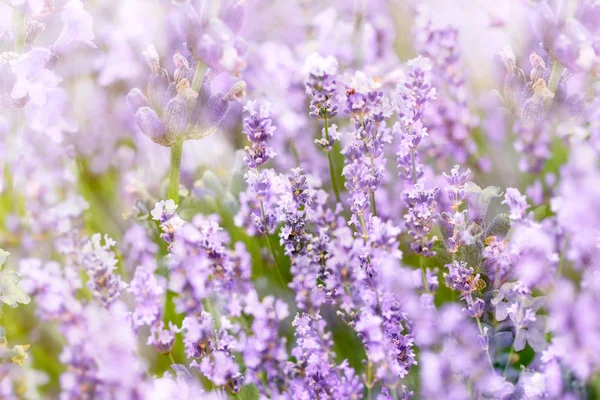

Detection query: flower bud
(164, 95), (191, 136)
(126, 88), (149, 113)
(173, 52), (190, 84)
(223, 80), (246, 102)
(147, 67), (170, 109)
(499, 45), (516, 74)
(135, 107), (171, 146)
(24, 20), (46, 50)
(143, 45), (160, 73)
(529, 52), (546, 82)
(205, 93), (229, 128)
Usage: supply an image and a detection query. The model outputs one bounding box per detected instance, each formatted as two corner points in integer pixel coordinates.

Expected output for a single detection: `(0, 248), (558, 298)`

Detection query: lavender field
(1, 0), (600, 399)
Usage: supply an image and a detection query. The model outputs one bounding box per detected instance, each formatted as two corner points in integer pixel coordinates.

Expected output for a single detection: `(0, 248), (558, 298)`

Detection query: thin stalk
(359, 213), (369, 241)
(323, 115), (341, 203)
(410, 149), (417, 185)
(168, 140), (183, 203)
(503, 345), (515, 377)
(451, 252), (457, 301)
(259, 200), (287, 290)
(365, 361), (374, 399)
(557, 236), (569, 276)
(419, 256), (431, 295)
(167, 352), (176, 365)
(545, 61), (564, 109)
(12, 9), (24, 52)
(202, 298), (221, 332)
(369, 157), (377, 216)
(468, 293), (495, 370)
(358, 115), (377, 216)
(191, 61), (205, 92)
(289, 141), (300, 167)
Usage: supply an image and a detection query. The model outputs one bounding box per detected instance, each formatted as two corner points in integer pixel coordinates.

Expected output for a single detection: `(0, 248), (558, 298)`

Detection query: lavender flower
(9, 47), (62, 106)
(303, 52), (339, 120)
(80, 234), (126, 308)
(444, 261), (481, 295)
(403, 185), (439, 256)
(242, 100), (277, 169)
(287, 313), (363, 399)
(128, 267), (165, 330)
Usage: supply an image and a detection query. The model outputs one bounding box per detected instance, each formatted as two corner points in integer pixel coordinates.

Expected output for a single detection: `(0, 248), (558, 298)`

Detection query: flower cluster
(4, 0), (600, 399)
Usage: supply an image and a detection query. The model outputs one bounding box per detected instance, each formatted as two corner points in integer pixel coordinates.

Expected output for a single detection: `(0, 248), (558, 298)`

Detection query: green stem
(168, 140), (183, 203)
(410, 149), (418, 185)
(167, 352), (176, 365)
(12, 9), (24, 52)
(289, 141), (300, 167)
(259, 200), (287, 290)
(369, 157), (377, 216)
(191, 61), (205, 92)
(365, 361), (373, 399)
(503, 345), (515, 377)
(557, 236), (568, 276)
(202, 298), (221, 332)
(451, 252), (457, 301)
(323, 116), (341, 203)
(359, 213), (369, 241)
(419, 256), (431, 295)
(468, 293), (495, 370)
(545, 61), (564, 109)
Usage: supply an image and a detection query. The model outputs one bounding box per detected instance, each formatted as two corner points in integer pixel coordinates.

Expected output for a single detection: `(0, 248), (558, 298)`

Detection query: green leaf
(239, 384), (260, 400)
(0, 249), (8, 266)
(0, 250), (30, 309)
(485, 213), (511, 239)
(200, 170), (225, 198)
(532, 205), (548, 221)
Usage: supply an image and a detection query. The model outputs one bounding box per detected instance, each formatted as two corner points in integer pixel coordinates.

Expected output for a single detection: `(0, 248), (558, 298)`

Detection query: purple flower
(151, 200), (185, 245)
(242, 100), (277, 168)
(80, 234), (126, 308)
(303, 52), (339, 119)
(51, 0), (97, 54)
(128, 267), (165, 330)
(148, 321), (180, 354)
(396, 56), (437, 127)
(287, 313), (363, 399)
(503, 187), (529, 223)
(403, 185), (439, 256)
(443, 165), (471, 209)
(506, 300), (547, 352)
(10, 48), (62, 106)
(183, 312), (243, 391)
(444, 261), (481, 295)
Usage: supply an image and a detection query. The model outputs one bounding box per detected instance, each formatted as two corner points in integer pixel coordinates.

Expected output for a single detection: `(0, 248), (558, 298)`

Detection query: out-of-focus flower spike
(219, 0), (245, 34)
